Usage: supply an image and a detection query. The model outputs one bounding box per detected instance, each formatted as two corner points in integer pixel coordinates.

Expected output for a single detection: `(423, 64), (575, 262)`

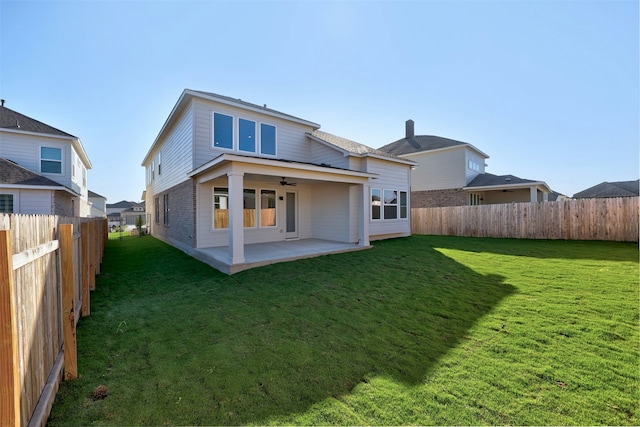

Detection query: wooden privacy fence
(0, 214), (106, 427)
(412, 197), (639, 242)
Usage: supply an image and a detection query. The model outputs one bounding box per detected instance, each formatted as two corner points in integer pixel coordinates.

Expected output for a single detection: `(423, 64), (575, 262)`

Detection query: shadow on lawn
(422, 234), (639, 263)
(51, 237), (515, 426)
(168, 237), (517, 425)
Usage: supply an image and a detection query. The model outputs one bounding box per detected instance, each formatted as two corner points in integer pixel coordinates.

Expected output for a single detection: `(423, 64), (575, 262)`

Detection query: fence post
(60, 224), (78, 380)
(0, 230), (20, 427)
(89, 221), (96, 291)
(81, 222), (90, 317)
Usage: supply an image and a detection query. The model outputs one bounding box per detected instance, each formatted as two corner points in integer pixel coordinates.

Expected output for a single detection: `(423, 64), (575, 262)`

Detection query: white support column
(530, 186), (537, 203)
(359, 183), (370, 246)
(228, 171), (245, 264)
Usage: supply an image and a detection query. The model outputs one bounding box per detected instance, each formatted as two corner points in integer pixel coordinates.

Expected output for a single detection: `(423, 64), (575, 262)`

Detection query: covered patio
(193, 238), (371, 274)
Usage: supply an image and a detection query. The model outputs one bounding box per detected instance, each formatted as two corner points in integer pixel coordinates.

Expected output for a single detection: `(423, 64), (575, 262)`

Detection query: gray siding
(407, 148), (467, 191)
(192, 99), (317, 169)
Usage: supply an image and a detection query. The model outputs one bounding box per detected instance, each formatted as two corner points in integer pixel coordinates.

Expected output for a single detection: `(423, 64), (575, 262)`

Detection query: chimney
(405, 119), (414, 138)
(1, 99), (4, 107)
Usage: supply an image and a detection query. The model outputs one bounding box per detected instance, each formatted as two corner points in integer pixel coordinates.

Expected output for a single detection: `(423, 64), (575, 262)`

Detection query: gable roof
(107, 200), (139, 208)
(378, 135), (489, 158)
(307, 130), (416, 165)
(189, 90), (319, 128)
(0, 158), (76, 192)
(88, 190), (106, 199)
(143, 89), (322, 166)
(573, 179), (639, 199)
(0, 104), (92, 168)
(465, 172), (551, 192)
(0, 105), (76, 137)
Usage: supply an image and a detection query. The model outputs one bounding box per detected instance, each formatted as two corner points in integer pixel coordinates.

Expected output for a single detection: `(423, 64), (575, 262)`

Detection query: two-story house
(0, 101), (92, 216)
(106, 200), (146, 230)
(378, 120), (552, 207)
(142, 89), (415, 274)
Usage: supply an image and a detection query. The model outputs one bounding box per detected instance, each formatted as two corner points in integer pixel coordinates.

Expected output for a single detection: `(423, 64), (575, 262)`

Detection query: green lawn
(48, 235), (639, 426)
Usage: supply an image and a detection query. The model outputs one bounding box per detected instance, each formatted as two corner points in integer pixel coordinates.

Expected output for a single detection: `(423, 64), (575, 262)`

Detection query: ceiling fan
(280, 177), (297, 186)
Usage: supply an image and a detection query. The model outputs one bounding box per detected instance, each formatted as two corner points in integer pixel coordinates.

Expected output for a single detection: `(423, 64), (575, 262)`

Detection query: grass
(48, 235), (639, 426)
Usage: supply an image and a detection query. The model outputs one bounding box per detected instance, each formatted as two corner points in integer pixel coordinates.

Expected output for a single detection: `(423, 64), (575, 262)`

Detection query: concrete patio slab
(193, 239), (371, 274)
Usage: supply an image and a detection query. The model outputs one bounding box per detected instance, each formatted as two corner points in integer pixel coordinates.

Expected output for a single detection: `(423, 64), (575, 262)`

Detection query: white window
(158, 151), (162, 176)
(213, 188), (229, 229)
(212, 112), (277, 155)
(244, 189), (256, 227)
(41, 147), (62, 174)
(383, 190), (398, 219)
(239, 119), (256, 153)
(213, 113), (234, 149)
(0, 194), (14, 213)
(400, 191), (408, 219)
(260, 123), (276, 155)
(469, 193), (482, 205)
(371, 188), (381, 220)
(260, 189), (276, 227)
(468, 160), (481, 172)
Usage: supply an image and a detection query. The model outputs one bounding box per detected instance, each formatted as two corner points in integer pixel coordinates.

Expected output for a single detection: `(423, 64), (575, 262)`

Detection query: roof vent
(0, 99), (4, 107)
(505, 177), (511, 182)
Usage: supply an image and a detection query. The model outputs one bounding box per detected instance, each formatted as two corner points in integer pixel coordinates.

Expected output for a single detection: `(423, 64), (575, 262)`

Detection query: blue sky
(1, 0), (637, 203)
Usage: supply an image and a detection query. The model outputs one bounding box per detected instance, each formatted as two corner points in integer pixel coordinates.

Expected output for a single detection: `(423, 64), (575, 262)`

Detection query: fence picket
(411, 197), (639, 242)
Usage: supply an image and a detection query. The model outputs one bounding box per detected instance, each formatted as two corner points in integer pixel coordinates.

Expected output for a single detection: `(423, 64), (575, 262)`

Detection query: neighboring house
(106, 200), (146, 229)
(142, 89), (414, 273)
(377, 119), (552, 207)
(88, 190), (107, 217)
(573, 179), (639, 199)
(0, 101), (92, 216)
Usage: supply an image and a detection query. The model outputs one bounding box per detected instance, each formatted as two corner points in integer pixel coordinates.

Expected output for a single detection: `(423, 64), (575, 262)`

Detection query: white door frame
(285, 190), (298, 239)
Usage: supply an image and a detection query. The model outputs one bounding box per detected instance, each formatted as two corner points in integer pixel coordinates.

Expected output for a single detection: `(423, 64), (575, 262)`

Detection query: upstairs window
(239, 119), (256, 152)
(260, 123), (276, 155)
(213, 113), (233, 149)
(41, 147), (62, 174)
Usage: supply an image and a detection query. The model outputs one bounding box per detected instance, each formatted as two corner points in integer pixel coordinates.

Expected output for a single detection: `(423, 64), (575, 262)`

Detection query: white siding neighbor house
(378, 119), (552, 207)
(0, 101), (92, 216)
(142, 90), (415, 274)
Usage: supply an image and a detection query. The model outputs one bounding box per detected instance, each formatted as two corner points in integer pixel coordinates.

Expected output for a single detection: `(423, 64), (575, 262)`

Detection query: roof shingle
(0, 105), (76, 138)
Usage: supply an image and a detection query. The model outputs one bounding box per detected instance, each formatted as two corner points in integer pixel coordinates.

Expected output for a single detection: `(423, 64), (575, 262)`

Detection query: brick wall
(411, 189), (467, 208)
(154, 179), (196, 247)
(53, 191), (74, 216)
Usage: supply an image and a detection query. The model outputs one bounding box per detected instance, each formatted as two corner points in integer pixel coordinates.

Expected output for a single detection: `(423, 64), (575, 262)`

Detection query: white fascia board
(306, 133), (352, 157)
(307, 133), (416, 166)
(186, 90), (321, 129)
(188, 153), (376, 180)
(400, 143), (490, 160)
(0, 128), (92, 168)
(142, 90), (191, 166)
(363, 152), (417, 166)
(0, 183), (79, 195)
(463, 181), (552, 193)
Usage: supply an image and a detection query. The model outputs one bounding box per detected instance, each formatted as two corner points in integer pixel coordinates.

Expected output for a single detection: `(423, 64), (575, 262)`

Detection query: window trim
(212, 112), (235, 150)
(238, 118), (257, 153)
(40, 146), (63, 175)
(383, 189), (398, 220)
(163, 194), (170, 226)
(371, 188), (381, 220)
(260, 189), (277, 227)
(0, 193), (14, 213)
(400, 191), (408, 219)
(259, 122), (277, 156)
